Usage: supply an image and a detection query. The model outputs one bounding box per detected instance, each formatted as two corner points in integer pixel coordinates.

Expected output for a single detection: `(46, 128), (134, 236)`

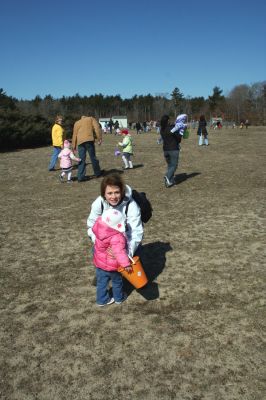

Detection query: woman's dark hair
(199, 115), (206, 121)
(160, 115), (170, 131)
(100, 173), (126, 199)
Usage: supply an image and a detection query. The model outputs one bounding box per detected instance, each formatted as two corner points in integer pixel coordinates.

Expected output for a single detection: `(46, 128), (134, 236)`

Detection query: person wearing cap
(92, 209), (132, 306)
(118, 129), (134, 169)
(58, 140), (81, 183)
(48, 115), (64, 171)
(71, 115), (103, 182)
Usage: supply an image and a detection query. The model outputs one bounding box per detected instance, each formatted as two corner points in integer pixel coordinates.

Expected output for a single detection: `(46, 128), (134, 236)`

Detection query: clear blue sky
(1, 0), (265, 100)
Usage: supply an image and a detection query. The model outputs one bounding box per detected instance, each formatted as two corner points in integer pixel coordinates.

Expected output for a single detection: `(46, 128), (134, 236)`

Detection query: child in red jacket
(92, 209), (132, 306)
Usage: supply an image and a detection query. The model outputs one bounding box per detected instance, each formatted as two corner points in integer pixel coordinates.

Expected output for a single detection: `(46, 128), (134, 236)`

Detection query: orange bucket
(118, 256), (148, 289)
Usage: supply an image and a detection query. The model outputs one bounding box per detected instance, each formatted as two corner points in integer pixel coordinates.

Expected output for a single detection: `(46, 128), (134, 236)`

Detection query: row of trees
(0, 82), (265, 150)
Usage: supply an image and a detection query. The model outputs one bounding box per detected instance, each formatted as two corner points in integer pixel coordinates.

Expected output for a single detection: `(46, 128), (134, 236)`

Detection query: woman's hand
(124, 265), (133, 273)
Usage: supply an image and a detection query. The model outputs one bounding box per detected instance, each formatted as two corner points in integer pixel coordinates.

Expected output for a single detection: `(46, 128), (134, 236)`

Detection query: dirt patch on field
(0, 127), (265, 399)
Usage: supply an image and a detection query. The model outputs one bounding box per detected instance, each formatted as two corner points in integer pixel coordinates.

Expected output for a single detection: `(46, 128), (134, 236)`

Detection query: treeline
(0, 82), (265, 150)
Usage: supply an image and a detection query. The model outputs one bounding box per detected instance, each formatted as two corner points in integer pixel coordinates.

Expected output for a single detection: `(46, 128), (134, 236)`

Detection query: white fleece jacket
(87, 185), (143, 257)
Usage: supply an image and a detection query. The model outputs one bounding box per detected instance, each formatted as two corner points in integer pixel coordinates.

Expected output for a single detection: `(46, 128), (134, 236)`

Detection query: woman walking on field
(48, 115), (64, 171)
(160, 114), (186, 187)
(197, 115), (209, 146)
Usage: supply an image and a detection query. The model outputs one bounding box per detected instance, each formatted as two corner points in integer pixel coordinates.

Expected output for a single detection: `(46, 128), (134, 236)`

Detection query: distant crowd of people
(101, 118), (160, 135)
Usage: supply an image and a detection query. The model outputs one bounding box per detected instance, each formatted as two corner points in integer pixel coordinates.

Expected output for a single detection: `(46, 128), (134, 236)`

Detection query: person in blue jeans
(48, 115), (64, 171)
(87, 173), (144, 286)
(160, 114), (186, 187)
(72, 116), (103, 182)
(78, 141), (102, 180)
(92, 208), (132, 306)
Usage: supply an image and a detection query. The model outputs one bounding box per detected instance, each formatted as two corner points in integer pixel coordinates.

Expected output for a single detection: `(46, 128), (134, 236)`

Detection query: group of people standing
(48, 112), (202, 187)
(48, 115), (104, 183)
(103, 119), (120, 134)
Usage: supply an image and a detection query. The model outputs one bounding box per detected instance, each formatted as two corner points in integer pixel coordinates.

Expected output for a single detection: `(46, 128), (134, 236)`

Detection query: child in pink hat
(58, 140), (81, 183)
(92, 208), (132, 306)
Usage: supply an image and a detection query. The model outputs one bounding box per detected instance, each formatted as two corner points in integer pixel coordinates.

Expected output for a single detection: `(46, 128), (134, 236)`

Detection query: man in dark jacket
(160, 115), (183, 187)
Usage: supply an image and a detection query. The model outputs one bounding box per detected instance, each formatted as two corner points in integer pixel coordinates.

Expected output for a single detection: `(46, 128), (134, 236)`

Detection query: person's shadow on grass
(174, 172), (200, 185)
(123, 241), (172, 300)
(130, 163), (144, 169)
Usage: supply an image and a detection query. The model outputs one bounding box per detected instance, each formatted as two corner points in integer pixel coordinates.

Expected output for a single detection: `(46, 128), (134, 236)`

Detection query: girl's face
(104, 185), (122, 206)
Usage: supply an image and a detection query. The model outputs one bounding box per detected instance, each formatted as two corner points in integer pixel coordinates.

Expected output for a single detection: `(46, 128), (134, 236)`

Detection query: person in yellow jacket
(72, 115), (103, 182)
(48, 115), (64, 171)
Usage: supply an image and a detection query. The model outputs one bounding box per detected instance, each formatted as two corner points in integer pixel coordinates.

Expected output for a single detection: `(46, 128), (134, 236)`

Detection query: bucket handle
(128, 255), (135, 264)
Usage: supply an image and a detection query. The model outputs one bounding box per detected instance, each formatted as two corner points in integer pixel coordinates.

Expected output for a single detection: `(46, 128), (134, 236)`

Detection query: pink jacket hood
(58, 148), (72, 169)
(92, 217), (130, 271)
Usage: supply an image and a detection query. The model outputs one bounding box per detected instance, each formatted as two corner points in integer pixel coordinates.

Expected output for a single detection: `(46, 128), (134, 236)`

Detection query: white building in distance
(99, 116), (127, 129)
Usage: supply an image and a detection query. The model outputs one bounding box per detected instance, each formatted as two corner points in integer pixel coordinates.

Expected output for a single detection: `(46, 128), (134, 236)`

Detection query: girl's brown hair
(100, 173), (126, 199)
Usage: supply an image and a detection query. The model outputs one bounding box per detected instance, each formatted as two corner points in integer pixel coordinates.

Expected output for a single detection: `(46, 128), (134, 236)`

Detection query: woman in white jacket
(87, 173), (144, 259)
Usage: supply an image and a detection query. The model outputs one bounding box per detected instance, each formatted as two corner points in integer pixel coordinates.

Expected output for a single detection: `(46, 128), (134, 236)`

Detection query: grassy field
(0, 126), (265, 400)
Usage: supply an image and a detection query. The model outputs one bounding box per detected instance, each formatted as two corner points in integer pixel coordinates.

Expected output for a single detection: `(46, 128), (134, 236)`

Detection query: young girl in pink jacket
(58, 140), (81, 183)
(92, 208), (132, 306)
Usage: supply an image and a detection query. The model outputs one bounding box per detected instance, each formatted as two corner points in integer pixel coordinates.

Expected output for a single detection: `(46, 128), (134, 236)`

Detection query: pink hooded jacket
(92, 217), (131, 271)
(58, 148), (80, 169)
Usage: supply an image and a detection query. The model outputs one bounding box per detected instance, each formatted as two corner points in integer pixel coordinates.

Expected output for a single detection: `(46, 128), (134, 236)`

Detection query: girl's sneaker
(97, 298), (114, 307)
(115, 294), (128, 304)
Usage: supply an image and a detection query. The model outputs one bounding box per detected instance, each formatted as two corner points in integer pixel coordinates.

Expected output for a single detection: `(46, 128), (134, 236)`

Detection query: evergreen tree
(171, 87), (184, 115)
(208, 86), (225, 116)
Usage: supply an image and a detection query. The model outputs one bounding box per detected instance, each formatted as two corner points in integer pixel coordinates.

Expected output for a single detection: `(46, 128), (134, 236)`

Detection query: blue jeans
(78, 141), (101, 180)
(164, 150), (179, 183)
(48, 146), (61, 170)
(96, 268), (123, 305)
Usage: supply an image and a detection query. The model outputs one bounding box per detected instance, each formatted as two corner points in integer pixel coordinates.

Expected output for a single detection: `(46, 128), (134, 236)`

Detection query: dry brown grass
(0, 127), (265, 400)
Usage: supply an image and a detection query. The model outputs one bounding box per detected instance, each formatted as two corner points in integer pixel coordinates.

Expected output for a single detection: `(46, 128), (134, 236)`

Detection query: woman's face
(104, 185), (122, 206)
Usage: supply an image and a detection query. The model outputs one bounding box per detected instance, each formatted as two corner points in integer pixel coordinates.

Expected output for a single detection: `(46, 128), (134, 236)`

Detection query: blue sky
(1, 0), (265, 100)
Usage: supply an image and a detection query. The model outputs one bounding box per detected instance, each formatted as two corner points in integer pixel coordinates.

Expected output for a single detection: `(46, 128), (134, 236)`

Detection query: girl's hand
(124, 265), (133, 273)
